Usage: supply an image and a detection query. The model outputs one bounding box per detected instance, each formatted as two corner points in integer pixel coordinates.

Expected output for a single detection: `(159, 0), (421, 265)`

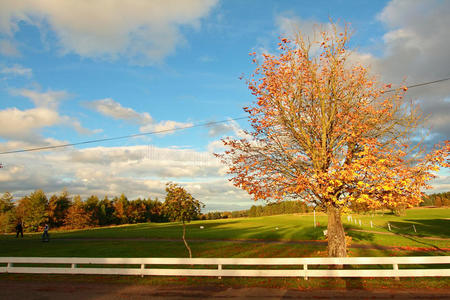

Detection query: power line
(384, 77), (450, 93)
(0, 116), (250, 155)
(0, 77), (449, 156)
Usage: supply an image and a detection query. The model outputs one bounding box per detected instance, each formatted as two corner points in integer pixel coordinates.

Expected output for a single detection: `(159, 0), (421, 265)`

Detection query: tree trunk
(182, 222), (192, 258)
(326, 205), (347, 257)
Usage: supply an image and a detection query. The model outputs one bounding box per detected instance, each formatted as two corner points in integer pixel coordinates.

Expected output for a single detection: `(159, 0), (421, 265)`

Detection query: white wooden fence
(1, 256), (449, 279)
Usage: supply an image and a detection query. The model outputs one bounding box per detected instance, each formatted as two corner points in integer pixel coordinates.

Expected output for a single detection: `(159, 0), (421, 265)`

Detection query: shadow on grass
(389, 219), (450, 239)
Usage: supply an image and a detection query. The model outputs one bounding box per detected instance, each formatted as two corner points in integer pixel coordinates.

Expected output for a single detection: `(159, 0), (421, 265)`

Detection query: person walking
(15, 222), (23, 238)
(42, 224), (49, 242)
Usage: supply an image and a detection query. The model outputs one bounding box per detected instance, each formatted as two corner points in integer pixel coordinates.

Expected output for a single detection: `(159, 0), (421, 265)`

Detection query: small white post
(370, 220), (373, 228)
(313, 207), (316, 228)
(388, 223), (391, 231)
(7, 262), (13, 268)
(359, 220), (362, 227)
(141, 264), (145, 278)
(218, 264), (222, 279)
(303, 264), (308, 280)
(393, 263), (399, 281)
(71, 263), (77, 269)
(413, 225), (416, 233)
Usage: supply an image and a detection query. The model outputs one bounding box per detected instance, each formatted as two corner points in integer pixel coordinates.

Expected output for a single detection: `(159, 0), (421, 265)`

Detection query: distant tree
(64, 195), (91, 229)
(18, 190), (48, 231)
(163, 183), (204, 258)
(47, 190), (71, 228)
(0, 192), (15, 233)
(147, 197), (167, 222)
(113, 194), (129, 224)
(85, 195), (100, 226)
(98, 196), (115, 226)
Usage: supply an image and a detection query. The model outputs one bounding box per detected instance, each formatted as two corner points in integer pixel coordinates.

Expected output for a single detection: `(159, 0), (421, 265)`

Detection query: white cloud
(0, 39), (20, 57)
(17, 89), (68, 109)
(87, 98), (153, 124)
(1, 64), (31, 77)
(276, 14), (322, 41)
(0, 107), (61, 142)
(141, 120), (193, 134)
(87, 98), (192, 135)
(374, 0), (450, 141)
(0, 0), (218, 64)
(0, 89), (96, 144)
(0, 144), (253, 210)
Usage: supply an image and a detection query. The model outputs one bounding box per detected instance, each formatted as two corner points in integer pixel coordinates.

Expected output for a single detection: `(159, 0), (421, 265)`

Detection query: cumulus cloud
(17, 89), (68, 109)
(0, 107), (61, 142)
(87, 98), (192, 135)
(0, 144), (253, 210)
(0, 0), (218, 64)
(140, 120), (193, 134)
(0, 64), (31, 77)
(0, 89), (96, 144)
(276, 14), (324, 41)
(373, 0), (450, 141)
(87, 98), (153, 124)
(207, 121), (234, 137)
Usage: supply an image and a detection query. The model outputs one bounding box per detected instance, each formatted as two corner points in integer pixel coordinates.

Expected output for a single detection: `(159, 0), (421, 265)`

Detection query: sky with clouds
(0, 0), (449, 211)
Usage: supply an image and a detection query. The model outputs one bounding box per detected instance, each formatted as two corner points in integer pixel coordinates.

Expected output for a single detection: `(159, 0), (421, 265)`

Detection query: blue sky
(0, 0), (449, 211)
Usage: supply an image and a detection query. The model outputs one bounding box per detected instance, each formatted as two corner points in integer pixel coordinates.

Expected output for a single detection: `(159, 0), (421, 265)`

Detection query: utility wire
(0, 116), (250, 155)
(0, 77), (449, 156)
(384, 77), (450, 93)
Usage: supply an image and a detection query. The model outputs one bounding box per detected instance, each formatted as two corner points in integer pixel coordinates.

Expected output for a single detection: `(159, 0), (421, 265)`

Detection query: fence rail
(1, 256), (449, 279)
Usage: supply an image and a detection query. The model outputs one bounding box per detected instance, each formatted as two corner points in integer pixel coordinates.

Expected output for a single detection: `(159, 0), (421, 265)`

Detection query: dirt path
(1, 280), (449, 300)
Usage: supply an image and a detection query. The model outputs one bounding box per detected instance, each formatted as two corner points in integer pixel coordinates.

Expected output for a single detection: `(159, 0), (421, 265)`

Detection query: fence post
(370, 220), (373, 228)
(141, 264), (145, 278)
(303, 264), (308, 280)
(393, 263), (399, 281)
(359, 220), (362, 227)
(218, 264), (222, 279)
(388, 223), (391, 231)
(413, 225), (416, 233)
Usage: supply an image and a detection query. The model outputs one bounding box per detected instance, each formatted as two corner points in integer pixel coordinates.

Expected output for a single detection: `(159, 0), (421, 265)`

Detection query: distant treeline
(1, 189), (447, 233)
(203, 200), (312, 220)
(421, 192), (450, 207)
(0, 190), (168, 233)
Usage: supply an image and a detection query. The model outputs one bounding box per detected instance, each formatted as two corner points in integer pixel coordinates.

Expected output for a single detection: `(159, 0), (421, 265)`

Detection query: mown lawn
(0, 207), (448, 256)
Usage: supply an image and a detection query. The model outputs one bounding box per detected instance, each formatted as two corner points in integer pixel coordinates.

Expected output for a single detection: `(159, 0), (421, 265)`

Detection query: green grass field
(1, 207), (449, 289)
(1, 207), (448, 258)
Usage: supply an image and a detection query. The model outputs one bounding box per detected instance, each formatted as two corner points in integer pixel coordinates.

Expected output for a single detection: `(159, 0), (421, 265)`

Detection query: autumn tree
(47, 190), (71, 228)
(218, 24), (449, 257)
(64, 195), (91, 229)
(0, 192), (15, 233)
(113, 194), (129, 224)
(163, 183), (204, 258)
(17, 190), (48, 231)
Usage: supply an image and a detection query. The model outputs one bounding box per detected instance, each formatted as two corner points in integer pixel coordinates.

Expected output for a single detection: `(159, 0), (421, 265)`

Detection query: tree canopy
(163, 182), (204, 258)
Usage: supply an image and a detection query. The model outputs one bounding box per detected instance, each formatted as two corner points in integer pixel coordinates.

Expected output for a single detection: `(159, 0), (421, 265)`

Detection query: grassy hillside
(0, 208), (448, 258)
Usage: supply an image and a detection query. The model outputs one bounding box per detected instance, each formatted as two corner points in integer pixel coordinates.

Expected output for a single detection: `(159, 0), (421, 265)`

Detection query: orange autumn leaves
(219, 24), (449, 211)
